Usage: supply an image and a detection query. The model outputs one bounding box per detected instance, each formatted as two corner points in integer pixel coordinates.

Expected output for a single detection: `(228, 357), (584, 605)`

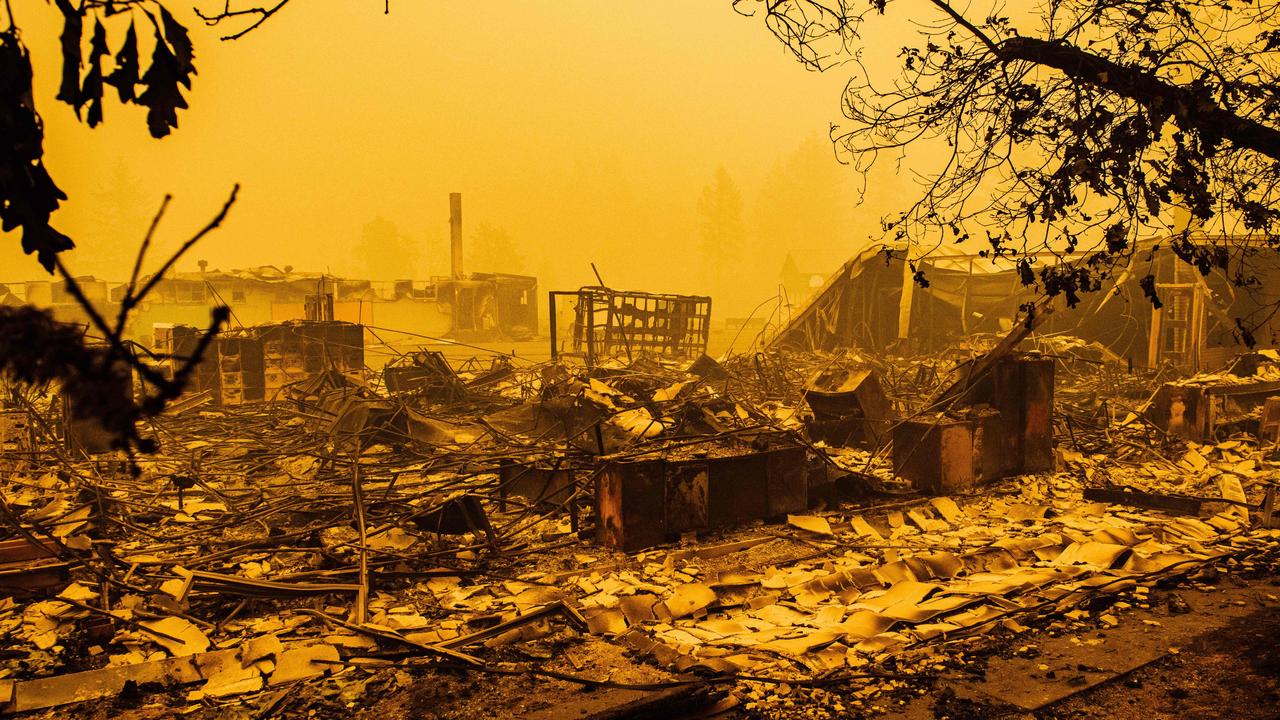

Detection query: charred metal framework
(382, 350), (468, 402)
(548, 287), (711, 364)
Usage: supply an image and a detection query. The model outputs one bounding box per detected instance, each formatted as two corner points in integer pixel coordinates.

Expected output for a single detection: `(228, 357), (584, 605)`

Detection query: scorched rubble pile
(0, 339), (1278, 718)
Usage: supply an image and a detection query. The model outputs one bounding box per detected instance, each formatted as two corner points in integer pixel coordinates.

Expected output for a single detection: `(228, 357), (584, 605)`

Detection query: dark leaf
(1016, 258), (1035, 286)
(82, 19), (109, 128)
(20, 223), (76, 274)
(1138, 274), (1163, 309)
(137, 13), (189, 139)
(157, 4), (196, 88)
(54, 0), (83, 112)
(105, 20), (139, 104)
(0, 31), (73, 273)
(1103, 222), (1128, 254)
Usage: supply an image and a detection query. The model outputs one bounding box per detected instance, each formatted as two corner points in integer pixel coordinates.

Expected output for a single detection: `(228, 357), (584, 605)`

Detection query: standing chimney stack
(449, 192), (463, 279)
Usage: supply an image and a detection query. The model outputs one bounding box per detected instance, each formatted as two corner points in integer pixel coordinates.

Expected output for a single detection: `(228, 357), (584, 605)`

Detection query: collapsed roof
(767, 238), (1280, 370)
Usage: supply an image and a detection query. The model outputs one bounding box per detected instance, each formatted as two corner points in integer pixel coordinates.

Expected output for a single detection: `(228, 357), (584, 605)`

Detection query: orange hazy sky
(5, 1), (902, 313)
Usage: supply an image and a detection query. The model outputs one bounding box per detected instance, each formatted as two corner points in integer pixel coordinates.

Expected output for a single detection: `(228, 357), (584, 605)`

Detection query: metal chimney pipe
(449, 192), (463, 279)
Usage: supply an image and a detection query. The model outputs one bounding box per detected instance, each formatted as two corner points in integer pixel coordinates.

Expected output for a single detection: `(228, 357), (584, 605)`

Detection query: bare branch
(746, 0), (1280, 332)
(928, 0), (1001, 56)
(113, 193), (172, 337)
(193, 0), (292, 40)
(129, 184), (239, 307)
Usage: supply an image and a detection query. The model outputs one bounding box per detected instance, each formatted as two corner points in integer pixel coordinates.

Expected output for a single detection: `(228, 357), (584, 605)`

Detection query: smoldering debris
(0, 321), (1278, 719)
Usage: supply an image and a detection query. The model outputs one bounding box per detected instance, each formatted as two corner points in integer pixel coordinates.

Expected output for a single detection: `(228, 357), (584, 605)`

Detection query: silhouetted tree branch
(0, 1), (241, 456)
(193, 0), (291, 41)
(2, 190), (234, 460)
(738, 0), (1280, 340)
(994, 36), (1280, 161)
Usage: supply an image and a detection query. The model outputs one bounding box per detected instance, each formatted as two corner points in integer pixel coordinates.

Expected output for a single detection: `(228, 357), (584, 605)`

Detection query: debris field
(1, 328), (1279, 719)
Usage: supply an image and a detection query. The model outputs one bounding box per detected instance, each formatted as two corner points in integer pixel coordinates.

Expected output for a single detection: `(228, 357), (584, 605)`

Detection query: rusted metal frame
(585, 290), (598, 365)
(595, 435), (820, 551)
(351, 451), (369, 625)
(548, 291), (559, 360)
(607, 292), (627, 360)
(697, 296), (712, 355)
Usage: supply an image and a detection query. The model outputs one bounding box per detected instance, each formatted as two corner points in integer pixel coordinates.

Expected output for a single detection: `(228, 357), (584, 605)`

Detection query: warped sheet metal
(323, 395), (478, 446)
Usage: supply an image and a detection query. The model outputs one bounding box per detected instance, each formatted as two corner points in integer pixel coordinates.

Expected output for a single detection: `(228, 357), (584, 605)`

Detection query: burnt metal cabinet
(595, 445), (815, 551)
